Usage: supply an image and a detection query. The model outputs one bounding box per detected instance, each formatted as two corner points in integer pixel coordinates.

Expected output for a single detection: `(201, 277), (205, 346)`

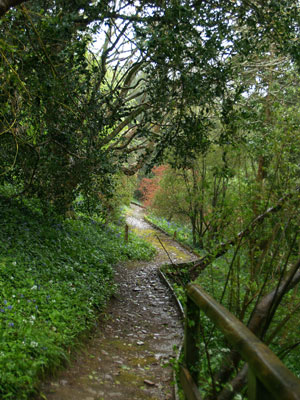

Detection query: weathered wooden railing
(181, 283), (300, 400)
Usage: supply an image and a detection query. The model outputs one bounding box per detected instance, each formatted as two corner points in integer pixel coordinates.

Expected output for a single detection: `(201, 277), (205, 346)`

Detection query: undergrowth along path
(38, 204), (197, 400)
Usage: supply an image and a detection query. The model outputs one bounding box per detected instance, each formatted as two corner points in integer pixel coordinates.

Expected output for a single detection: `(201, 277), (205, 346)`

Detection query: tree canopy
(1, 0), (299, 212)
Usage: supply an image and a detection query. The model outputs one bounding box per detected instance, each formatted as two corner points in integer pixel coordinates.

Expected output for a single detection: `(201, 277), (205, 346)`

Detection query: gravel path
(38, 205), (196, 400)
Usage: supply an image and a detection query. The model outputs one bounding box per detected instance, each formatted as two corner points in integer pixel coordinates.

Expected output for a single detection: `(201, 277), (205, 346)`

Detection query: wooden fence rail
(181, 283), (300, 400)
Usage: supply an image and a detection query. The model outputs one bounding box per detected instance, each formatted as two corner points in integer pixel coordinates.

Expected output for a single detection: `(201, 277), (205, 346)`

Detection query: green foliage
(0, 2), (148, 214)
(145, 213), (195, 250)
(144, 54), (300, 395)
(74, 173), (137, 222)
(1, 0), (300, 214)
(147, 148), (236, 248)
(1, 1), (300, 397)
(0, 194), (155, 399)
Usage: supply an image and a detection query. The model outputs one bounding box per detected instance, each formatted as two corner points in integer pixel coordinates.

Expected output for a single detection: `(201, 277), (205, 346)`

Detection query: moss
(129, 356), (157, 367)
(118, 371), (159, 400)
(131, 226), (191, 262)
(118, 370), (144, 385)
(102, 338), (150, 353)
(103, 339), (135, 352)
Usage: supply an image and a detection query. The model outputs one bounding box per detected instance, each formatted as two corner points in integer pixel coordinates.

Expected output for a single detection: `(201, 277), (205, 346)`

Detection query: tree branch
(214, 258), (300, 400)
(189, 188), (300, 279)
(100, 104), (150, 147)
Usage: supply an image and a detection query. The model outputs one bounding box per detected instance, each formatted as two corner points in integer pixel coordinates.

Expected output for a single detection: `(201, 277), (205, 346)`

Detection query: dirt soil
(38, 204), (197, 400)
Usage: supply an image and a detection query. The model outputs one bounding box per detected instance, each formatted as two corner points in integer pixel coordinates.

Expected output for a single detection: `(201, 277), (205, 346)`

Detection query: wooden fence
(181, 283), (300, 400)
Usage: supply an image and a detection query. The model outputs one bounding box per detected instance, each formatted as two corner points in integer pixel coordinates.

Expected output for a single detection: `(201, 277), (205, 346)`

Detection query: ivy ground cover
(0, 198), (155, 400)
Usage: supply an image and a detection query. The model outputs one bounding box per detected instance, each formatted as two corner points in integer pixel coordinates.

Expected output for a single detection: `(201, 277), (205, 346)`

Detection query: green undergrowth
(145, 213), (200, 253)
(162, 251), (300, 393)
(0, 197), (155, 400)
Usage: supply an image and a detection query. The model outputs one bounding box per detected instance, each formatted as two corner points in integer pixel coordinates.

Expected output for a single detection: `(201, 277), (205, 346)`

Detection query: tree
(0, 1), (154, 213)
(1, 0), (299, 215)
(138, 165), (167, 207)
(148, 40), (300, 396)
(151, 148), (234, 248)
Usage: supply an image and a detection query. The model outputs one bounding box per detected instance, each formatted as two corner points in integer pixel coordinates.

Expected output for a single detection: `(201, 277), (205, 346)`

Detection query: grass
(0, 197), (155, 400)
(144, 213), (196, 250)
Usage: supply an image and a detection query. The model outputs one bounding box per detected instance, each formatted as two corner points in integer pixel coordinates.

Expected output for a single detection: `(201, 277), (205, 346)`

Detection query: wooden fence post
(248, 368), (273, 400)
(184, 295), (201, 383)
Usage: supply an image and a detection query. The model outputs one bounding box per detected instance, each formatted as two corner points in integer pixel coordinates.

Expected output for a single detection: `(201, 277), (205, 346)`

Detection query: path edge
(158, 266), (185, 400)
(130, 201), (201, 258)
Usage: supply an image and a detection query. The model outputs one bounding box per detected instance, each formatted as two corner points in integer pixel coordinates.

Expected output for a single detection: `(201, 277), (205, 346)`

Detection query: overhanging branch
(189, 188), (300, 279)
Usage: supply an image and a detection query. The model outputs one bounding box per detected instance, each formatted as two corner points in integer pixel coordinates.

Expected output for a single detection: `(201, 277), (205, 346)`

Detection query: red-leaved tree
(138, 165), (168, 208)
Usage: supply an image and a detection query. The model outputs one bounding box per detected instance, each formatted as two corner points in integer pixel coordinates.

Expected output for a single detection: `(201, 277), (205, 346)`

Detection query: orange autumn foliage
(138, 165), (168, 208)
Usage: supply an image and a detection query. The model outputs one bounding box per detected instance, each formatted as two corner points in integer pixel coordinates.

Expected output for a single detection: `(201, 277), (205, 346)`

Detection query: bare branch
(189, 188), (300, 278)
(100, 104), (150, 147)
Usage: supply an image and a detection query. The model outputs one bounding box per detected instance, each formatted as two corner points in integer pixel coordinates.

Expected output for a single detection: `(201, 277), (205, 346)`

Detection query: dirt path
(38, 205), (196, 400)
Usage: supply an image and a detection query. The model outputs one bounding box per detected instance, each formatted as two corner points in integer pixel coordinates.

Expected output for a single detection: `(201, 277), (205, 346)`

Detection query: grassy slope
(145, 213), (196, 249)
(0, 198), (155, 399)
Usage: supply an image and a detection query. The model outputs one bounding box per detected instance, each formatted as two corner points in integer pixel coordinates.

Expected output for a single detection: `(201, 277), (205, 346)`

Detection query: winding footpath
(38, 204), (197, 400)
